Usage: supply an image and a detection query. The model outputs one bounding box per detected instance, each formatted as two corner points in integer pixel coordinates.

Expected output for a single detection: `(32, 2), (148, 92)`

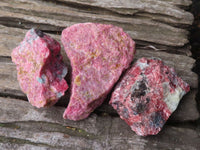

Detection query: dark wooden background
(0, 0), (199, 149)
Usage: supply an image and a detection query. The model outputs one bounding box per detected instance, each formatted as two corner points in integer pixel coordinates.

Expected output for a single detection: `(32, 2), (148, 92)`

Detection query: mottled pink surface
(12, 29), (68, 108)
(110, 58), (190, 136)
(62, 23), (135, 120)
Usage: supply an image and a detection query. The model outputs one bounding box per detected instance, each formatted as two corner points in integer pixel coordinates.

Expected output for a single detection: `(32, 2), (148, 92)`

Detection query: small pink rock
(110, 57), (190, 136)
(62, 23), (135, 120)
(11, 29), (68, 108)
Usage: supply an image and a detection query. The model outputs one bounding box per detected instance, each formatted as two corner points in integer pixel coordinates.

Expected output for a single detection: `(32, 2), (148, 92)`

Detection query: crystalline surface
(110, 57), (190, 136)
(12, 29), (68, 107)
(61, 23), (135, 120)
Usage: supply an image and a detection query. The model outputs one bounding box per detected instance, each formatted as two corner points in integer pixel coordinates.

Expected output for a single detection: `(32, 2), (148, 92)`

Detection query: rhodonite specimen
(61, 23), (135, 120)
(11, 29), (68, 108)
(109, 57), (190, 136)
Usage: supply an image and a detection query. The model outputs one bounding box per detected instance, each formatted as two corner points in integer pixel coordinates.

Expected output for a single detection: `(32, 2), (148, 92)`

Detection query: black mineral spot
(49, 48), (54, 53)
(35, 29), (44, 37)
(149, 111), (165, 128)
(56, 54), (60, 58)
(165, 71), (169, 74)
(131, 101), (148, 115)
(146, 97), (150, 103)
(131, 80), (147, 98)
(135, 103), (146, 114)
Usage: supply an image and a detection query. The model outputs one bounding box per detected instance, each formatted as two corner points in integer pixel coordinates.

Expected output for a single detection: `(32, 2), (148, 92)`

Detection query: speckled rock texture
(11, 29), (68, 108)
(61, 23), (135, 121)
(110, 57), (190, 136)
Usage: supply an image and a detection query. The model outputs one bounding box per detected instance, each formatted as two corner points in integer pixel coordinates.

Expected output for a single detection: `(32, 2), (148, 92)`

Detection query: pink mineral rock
(11, 29), (68, 108)
(61, 23), (135, 120)
(109, 57), (190, 136)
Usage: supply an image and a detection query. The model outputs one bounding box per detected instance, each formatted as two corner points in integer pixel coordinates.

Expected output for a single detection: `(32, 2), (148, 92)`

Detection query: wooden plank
(0, 97), (199, 150)
(60, 0), (193, 19)
(0, 0), (193, 26)
(0, 25), (197, 88)
(0, 48), (197, 95)
(62, 0), (193, 7)
(0, 56), (198, 122)
(0, 0), (192, 49)
(160, 0), (192, 6)
(0, 54), (198, 123)
(0, 25), (190, 58)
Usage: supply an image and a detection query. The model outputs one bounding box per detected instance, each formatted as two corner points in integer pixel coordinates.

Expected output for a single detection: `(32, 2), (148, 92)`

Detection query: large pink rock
(61, 23), (135, 120)
(12, 29), (68, 108)
(109, 57), (190, 136)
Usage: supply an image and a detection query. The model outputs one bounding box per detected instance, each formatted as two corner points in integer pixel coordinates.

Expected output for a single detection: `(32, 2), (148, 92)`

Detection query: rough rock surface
(110, 57), (190, 136)
(11, 29), (68, 108)
(61, 23), (135, 120)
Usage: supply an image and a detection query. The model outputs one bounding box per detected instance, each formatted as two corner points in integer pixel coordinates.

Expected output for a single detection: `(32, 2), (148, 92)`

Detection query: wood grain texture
(0, 25), (190, 58)
(0, 0), (193, 51)
(0, 97), (199, 150)
(0, 58), (23, 97)
(60, 0), (193, 18)
(0, 25), (26, 57)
